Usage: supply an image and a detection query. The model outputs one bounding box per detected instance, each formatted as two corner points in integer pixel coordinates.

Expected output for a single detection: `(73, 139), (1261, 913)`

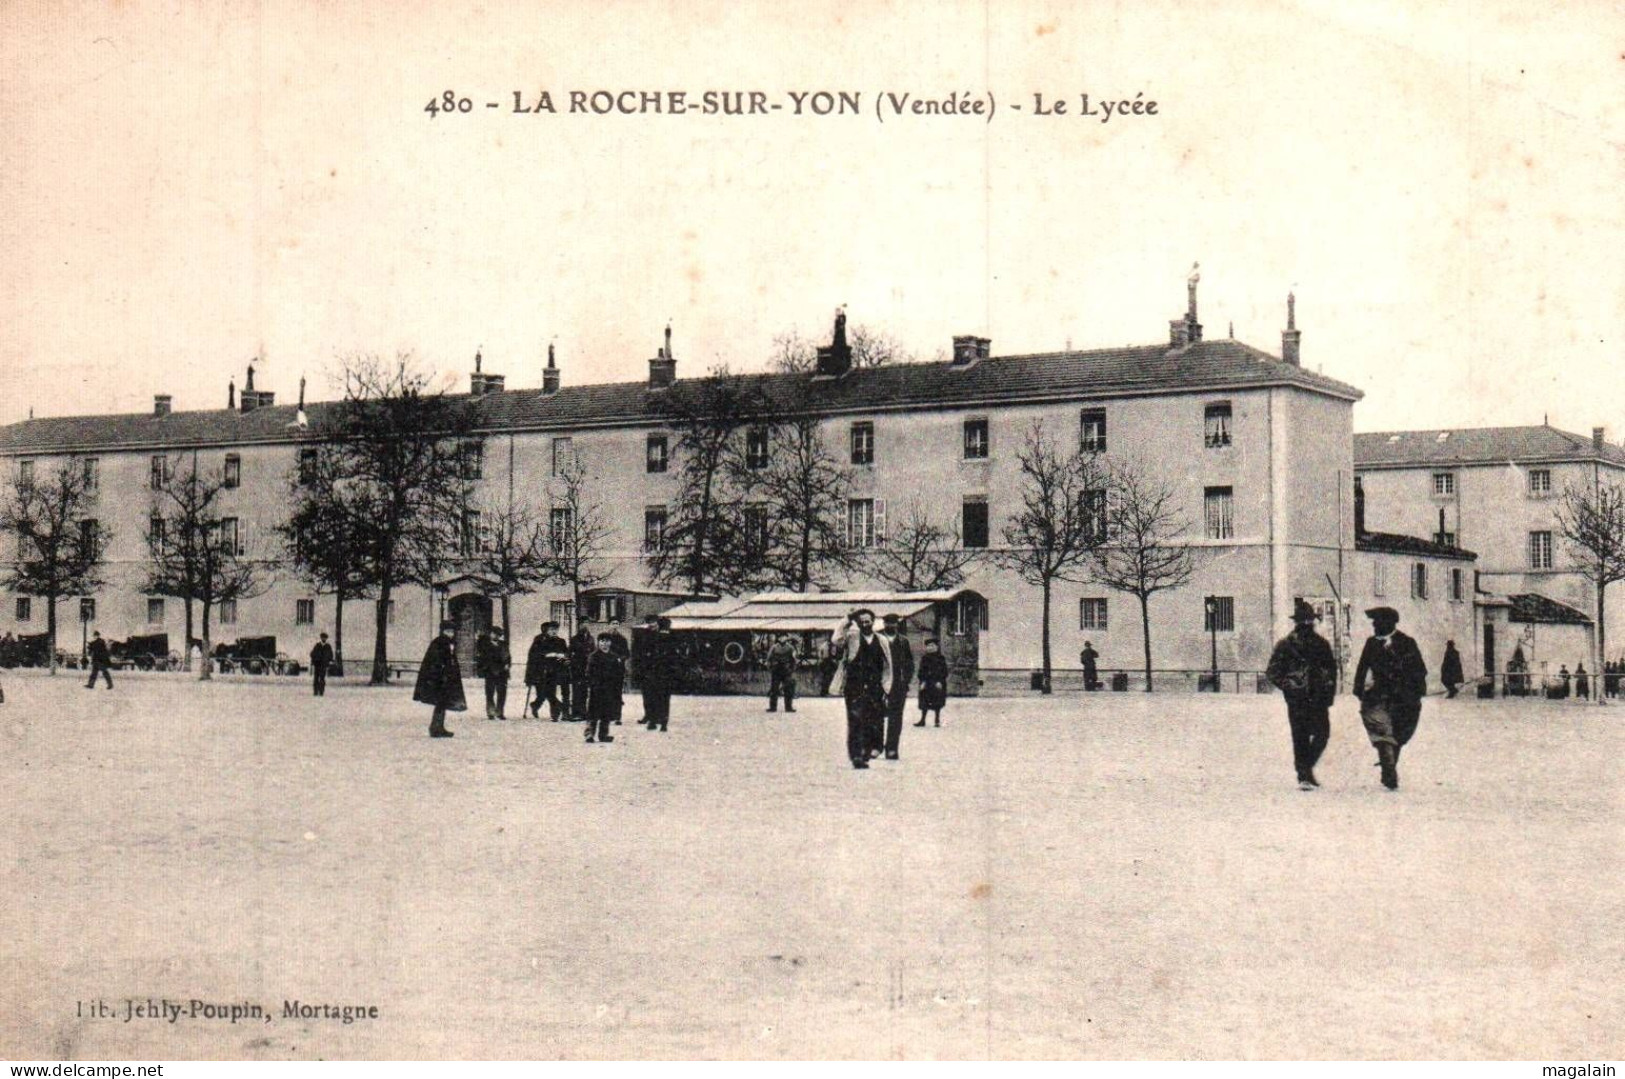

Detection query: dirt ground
(0, 670), (1619, 1060)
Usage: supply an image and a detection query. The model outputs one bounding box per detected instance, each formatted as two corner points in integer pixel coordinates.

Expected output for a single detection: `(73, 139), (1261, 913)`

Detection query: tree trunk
(1139, 593), (1154, 692)
(1595, 577), (1606, 705)
(371, 583), (392, 685)
(182, 597), (195, 671)
(500, 593), (512, 641)
(46, 593), (58, 675)
(1039, 579), (1053, 694)
(198, 601), (213, 681)
(332, 584), (345, 677)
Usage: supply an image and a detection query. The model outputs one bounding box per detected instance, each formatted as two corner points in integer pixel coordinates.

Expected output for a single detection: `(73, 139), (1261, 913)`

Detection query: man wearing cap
(309, 631), (334, 697)
(832, 608), (891, 769)
(1266, 599), (1339, 790)
(524, 620), (570, 720)
(638, 615), (675, 731)
(880, 614), (914, 760)
(413, 619), (467, 738)
(1353, 605), (1428, 790)
(766, 634), (799, 714)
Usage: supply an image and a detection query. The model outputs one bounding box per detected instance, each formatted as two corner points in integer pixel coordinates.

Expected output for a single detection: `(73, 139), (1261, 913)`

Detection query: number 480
(425, 91), (472, 117)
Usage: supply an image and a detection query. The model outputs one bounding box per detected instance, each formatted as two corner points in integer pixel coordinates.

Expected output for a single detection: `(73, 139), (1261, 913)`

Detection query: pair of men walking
(1267, 599), (1427, 791)
(831, 609), (914, 769)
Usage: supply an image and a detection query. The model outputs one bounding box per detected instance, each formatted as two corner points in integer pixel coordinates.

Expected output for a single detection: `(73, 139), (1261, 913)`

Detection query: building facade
(2, 285), (1378, 682)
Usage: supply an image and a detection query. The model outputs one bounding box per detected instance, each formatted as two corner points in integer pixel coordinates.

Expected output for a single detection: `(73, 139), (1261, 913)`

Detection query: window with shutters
(1079, 598), (1108, 631)
(850, 422), (874, 466)
(298, 447), (318, 486)
(219, 517), (242, 556)
(149, 455), (168, 490)
(1079, 408), (1107, 452)
(147, 597), (165, 624)
(1204, 403), (1232, 448)
(18, 459), (34, 485)
(295, 598), (315, 625)
(549, 600), (575, 632)
(963, 418), (989, 460)
(962, 498), (989, 548)
(1082, 488), (1109, 543)
(1204, 486), (1235, 540)
(550, 507), (575, 550)
(847, 498), (885, 548)
(79, 519), (99, 560)
(745, 427), (770, 470)
(223, 454), (240, 489)
(552, 437), (574, 476)
(1450, 567), (1464, 601)
(460, 510), (486, 556)
(646, 434), (668, 474)
(644, 507), (667, 551)
(460, 440), (484, 480)
(15, 597), (31, 622)
(82, 457), (99, 491)
(743, 504), (770, 555)
(1528, 469), (1551, 497)
(1411, 562), (1429, 600)
(219, 599), (237, 625)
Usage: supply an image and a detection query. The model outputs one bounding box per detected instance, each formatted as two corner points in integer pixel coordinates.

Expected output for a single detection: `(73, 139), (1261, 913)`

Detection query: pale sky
(2, 0), (1620, 435)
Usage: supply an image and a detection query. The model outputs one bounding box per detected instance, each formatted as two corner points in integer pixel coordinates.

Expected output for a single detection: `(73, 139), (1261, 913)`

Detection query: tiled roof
(1354, 426), (1625, 469)
(1356, 530), (1477, 561)
(1508, 592), (1592, 625)
(0, 338), (1361, 455)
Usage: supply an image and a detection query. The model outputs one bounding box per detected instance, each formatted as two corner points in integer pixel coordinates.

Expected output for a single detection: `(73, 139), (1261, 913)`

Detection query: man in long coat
(477, 626), (511, 720)
(880, 614), (914, 760)
(766, 634), (798, 713)
(414, 619), (467, 738)
(568, 625), (595, 720)
(1080, 641), (1100, 692)
(584, 632), (625, 743)
(1352, 606), (1428, 790)
(833, 609), (891, 770)
(524, 620), (570, 720)
(309, 632), (334, 697)
(1266, 599), (1339, 790)
(637, 615), (675, 731)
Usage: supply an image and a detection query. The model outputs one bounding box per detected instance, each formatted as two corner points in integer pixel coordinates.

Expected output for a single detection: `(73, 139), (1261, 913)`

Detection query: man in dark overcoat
(414, 619), (466, 738)
(85, 630), (113, 689)
(568, 625), (595, 720)
(478, 625), (511, 720)
(766, 634), (798, 714)
(1080, 641), (1100, 692)
(309, 632), (334, 697)
(880, 614), (914, 761)
(637, 615), (676, 731)
(1352, 606), (1428, 790)
(1266, 599), (1339, 790)
(524, 620), (570, 720)
(584, 632), (625, 743)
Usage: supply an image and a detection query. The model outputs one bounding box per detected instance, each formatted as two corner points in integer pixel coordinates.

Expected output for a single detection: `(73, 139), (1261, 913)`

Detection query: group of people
(826, 609), (950, 769)
(1267, 600), (1428, 791)
(409, 616), (678, 742)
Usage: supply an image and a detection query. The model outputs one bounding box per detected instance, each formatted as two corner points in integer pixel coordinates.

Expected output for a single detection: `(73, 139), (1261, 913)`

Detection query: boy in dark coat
(1266, 599), (1339, 790)
(524, 621), (571, 720)
(584, 632), (625, 743)
(1353, 606), (1428, 790)
(414, 620), (467, 738)
(914, 637), (949, 727)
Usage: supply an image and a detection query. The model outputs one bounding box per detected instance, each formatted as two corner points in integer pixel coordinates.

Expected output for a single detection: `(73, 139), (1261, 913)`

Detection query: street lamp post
(79, 597), (92, 665)
(1204, 595), (1219, 691)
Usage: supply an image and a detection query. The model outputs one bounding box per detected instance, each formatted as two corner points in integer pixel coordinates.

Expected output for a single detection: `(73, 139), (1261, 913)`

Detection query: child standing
(584, 632), (625, 744)
(914, 637), (949, 728)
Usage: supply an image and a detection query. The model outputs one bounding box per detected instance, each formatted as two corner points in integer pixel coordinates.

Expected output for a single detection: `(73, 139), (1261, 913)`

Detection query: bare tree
(746, 417), (855, 591)
(466, 495), (555, 639)
(866, 499), (980, 592)
(316, 353), (478, 684)
(277, 444), (372, 675)
(648, 364), (768, 594)
(994, 422), (1110, 693)
(1, 460), (109, 673)
(147, 456), (272, 680)
(1089, 458), (1198, 692)
(1555, 479), (1625, 697)
(543, 460), (614, 622)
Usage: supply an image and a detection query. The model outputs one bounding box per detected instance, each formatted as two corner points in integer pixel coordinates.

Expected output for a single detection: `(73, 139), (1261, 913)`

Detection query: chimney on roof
(228, 379), (235, 410)
(297, 377), (305, 410)
(153, 395), (172, 417)
(1281, 291), (1302, 366)
(814, 307), (853, 378)
(1169, 262), (1203, 347)
(950, 335), (991, 367)
(469, 349), (486, 396)
(649, 324), (677, 389)
(238, 363), (274, 413)
(1354, 475), (1366, 536)
(1594, 426), (1606, 451)
(543, 343), (560, 394)
(1437, 506), (1448, 546)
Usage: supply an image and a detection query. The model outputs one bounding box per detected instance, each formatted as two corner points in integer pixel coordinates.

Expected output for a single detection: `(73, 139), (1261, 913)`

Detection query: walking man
(413, 619), (467, 739)
(478, 625), (511, 720)
(833, 608), (891, 770)
(638, 615), (675, 731)
(881, 614), (914, 761)
(84, 630), (113, 690)
(1352, 606), (1428, 790)
(1266, 599), (1339, 790)
(584, 631), (625, 743)
(766, 634), (798, 713)
(309, 631), (334, 697)
(1441, 640), (1465, 699)
(524, 620), (570, 720)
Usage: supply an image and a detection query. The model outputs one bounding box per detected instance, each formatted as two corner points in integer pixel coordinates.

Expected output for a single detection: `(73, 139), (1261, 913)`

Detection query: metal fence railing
(981, 668), (1275, 695)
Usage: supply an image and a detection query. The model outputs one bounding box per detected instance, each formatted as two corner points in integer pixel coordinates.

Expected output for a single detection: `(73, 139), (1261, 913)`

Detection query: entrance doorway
(447, 593), (492, 678)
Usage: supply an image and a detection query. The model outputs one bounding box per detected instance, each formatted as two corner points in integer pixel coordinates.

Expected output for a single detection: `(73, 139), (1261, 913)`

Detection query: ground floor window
(550, 600), (575, 633)
(295, 599), (315, 626)
(15, 596), (31, 622)
(146, 597), (165, 624)
(1079, 597), (1108, 631)
(1203, 596), (1235, 632)
(219, 599), (237, 625)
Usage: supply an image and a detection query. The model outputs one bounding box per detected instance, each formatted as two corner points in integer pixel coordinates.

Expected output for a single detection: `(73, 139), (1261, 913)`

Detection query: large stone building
(0, 280), (1475, 688)
(1354, 425), (1625, 683)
